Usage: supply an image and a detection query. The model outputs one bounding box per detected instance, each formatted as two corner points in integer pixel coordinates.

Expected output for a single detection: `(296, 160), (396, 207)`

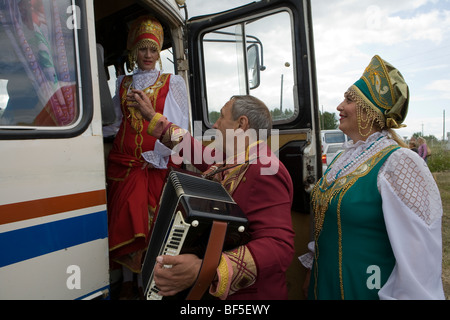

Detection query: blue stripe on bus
(0, 211), (108, 268)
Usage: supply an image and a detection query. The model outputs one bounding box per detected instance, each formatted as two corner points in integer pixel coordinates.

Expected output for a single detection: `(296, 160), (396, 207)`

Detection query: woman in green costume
(301, 55), (444, 300)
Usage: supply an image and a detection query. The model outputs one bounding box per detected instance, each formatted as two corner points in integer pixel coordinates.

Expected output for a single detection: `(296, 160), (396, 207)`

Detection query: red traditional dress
(106, 71), (187, 272)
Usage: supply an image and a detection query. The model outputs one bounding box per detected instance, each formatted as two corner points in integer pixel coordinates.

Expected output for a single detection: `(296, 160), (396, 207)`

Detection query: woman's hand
(127, 89), (156, 121)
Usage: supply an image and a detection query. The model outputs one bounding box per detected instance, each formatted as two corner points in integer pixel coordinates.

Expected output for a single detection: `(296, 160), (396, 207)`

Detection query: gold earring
(357, 105), (374, 137)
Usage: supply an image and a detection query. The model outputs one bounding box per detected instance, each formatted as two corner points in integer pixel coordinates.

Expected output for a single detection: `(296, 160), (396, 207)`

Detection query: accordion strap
(186, 220), (228, 300)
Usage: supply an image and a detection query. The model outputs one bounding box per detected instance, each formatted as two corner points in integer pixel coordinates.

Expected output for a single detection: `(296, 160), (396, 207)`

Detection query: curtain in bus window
(0, 0), (77, 127)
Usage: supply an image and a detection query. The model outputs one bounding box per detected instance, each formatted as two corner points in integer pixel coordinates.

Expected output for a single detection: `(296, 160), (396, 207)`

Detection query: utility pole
(444, 109), (446, 142)
(280, 74), (284, 113)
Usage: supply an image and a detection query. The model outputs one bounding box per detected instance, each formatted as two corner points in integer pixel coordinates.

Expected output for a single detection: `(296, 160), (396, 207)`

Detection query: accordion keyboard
(147, 210), (191, 300)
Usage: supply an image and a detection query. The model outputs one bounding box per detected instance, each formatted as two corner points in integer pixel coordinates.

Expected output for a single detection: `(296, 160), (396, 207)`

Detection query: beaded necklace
(333, 135), (386, 180)
(320, 135), (387, 191)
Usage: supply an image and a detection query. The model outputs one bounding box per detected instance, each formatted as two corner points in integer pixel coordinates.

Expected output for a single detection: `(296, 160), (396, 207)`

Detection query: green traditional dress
(303, 55), (444, 299)
(309, 144), (399, 300)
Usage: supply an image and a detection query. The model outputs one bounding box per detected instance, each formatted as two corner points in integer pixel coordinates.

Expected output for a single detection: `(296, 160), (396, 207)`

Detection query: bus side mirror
(247, 44), (261, 90)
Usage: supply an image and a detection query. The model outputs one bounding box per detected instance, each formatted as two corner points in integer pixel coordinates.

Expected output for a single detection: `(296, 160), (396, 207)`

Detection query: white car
(321, 129), (349, 172)
(322, 143), (345, 172)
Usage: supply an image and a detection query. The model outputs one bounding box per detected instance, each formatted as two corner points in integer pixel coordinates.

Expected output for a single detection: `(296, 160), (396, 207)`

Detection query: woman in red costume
(105, 16), (189, 299)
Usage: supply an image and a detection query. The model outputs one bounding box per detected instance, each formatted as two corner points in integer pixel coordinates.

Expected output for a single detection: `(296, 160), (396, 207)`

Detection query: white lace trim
(379, 148), (442, 226)
(132, 68), (160, 90)
(298, 241), (315, 270)
(169, 74), (189, 118)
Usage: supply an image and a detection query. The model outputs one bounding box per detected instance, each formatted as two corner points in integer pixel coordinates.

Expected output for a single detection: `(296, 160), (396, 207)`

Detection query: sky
(185, 0), (450, 140)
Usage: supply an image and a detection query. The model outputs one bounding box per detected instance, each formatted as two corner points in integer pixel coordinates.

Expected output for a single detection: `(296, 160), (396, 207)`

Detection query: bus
(0, 0), (320, 299)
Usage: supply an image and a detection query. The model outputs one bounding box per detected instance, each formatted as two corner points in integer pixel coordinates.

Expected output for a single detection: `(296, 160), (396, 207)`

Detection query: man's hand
(127, 89), (156, 121)
(153, 254), (202, 297)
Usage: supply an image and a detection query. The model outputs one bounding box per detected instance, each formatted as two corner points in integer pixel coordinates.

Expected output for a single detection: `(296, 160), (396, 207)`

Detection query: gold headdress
(126, 15), (164, 72)
(347, 55), (409, 136)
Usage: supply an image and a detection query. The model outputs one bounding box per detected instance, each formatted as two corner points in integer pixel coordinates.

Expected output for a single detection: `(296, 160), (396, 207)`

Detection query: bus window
(202, 10), (296, 125)
(0, 0), (79, 128)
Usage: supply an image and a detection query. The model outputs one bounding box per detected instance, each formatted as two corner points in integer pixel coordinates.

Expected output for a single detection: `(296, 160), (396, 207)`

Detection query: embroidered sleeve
(209, 245), (257, 300)
(169, 75), (189, 119)
(378, 148), (444, 299)
(379, 148), (442, 226)
(146, 113), (189, 150)
(160, 123), (189, 150)
(162, 75), (189, 133)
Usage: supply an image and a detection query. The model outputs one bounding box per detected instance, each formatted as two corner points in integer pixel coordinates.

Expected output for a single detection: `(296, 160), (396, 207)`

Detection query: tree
(411, 132), (438, 143)
(319, 111), (339, 130)
(208, 111), (220, 124)
(269, 108), (294, 121)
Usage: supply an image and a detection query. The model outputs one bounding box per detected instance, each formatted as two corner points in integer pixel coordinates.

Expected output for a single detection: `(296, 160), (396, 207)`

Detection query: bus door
(187, 0), (320, 299)
(0, 1), (109, 299)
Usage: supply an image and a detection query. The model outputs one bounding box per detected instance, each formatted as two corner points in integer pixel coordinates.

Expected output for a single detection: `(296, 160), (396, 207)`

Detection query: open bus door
(186, 0), (321, 299)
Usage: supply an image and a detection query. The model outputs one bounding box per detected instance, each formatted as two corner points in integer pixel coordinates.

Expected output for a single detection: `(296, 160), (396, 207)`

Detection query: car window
(324, 132), (345, 143)
(327, 145), (344, 153)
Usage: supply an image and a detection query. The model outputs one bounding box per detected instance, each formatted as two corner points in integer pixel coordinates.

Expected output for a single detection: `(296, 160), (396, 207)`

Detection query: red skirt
(107, 152), (169, 272)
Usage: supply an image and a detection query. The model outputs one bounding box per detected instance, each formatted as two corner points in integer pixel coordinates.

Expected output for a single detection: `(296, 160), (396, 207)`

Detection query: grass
(425, 143), (450, 299)
(434, 170), (450, 300)
(428, 144), (450, 172)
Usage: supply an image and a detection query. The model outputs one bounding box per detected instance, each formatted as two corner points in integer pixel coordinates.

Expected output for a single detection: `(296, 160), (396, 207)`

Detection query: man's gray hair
(230, 95), (272, 135)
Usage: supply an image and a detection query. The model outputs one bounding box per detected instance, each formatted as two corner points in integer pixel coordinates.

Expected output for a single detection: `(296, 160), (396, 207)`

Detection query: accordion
(141, 168), (250, 300)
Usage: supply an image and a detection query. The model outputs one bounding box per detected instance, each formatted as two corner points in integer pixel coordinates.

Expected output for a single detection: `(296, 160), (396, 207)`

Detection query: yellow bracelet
(147, 113), (163, 136)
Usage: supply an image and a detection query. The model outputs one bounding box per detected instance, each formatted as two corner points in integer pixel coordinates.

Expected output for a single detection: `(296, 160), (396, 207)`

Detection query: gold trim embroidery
(225, 245), (257, 295)
(211, 255), (230, 299)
